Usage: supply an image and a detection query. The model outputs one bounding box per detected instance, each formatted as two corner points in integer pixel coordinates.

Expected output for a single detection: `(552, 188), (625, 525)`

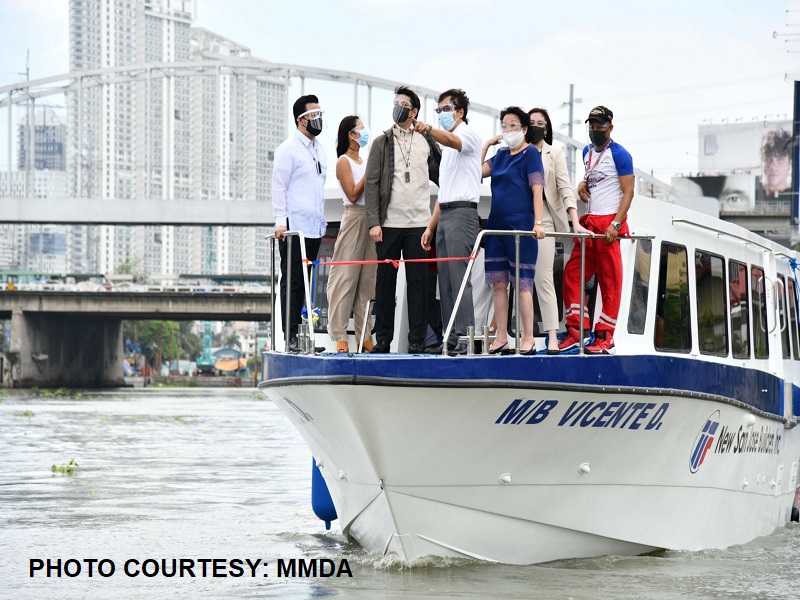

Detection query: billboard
(674, 174), (756, 214)
(688, 120), (794, 216)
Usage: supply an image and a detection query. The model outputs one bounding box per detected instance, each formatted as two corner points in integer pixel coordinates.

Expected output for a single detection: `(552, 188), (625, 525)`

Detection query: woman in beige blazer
(527, 108), (589, 353)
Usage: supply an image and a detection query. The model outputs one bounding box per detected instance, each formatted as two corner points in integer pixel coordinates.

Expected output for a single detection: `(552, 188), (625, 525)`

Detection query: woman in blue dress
(481, 106), (545, 354)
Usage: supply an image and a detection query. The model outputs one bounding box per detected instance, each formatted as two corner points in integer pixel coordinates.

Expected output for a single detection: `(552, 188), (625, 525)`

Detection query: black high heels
(488, 342), (509, 355)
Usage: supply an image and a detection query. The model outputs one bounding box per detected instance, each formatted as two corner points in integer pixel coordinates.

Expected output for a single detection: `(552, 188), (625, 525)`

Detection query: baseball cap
(585, 106), (613, 124)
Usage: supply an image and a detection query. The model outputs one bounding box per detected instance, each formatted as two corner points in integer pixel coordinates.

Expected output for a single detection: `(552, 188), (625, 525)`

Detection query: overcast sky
(0, 0), (798, 184)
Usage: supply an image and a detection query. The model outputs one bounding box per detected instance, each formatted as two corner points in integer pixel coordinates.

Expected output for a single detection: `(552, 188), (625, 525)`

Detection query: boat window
(789, 279), (800, 360)
(778, 275), (791, 359)
(655, 243), (691, 352)
(696, 251), (728, 356)
(751, 266), (769, 359)
(627, 239), (652, 335)
(729, 260), (750, 359)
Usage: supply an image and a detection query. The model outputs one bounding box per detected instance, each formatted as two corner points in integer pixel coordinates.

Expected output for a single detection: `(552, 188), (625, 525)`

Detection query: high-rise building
(0, 107), (69, 272)
(17, 107), (67, 172)
(67, 0), (286, 277)
(69, 0), (194, 275)
(191, 28), (286, 275)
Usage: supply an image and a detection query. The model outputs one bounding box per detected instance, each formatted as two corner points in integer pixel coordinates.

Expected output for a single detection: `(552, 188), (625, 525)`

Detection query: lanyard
(304, 141), (322, 175)
(395, 129), (413, 169)
(584, 141), (610, 179)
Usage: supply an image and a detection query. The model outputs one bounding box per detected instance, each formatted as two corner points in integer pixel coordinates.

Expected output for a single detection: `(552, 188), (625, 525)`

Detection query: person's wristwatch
(536, 220), (543, 226)
(611, 221), (622, 231)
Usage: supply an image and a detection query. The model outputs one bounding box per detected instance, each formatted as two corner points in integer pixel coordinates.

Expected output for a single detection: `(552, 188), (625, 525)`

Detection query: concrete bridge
(0, 290), (270, 388)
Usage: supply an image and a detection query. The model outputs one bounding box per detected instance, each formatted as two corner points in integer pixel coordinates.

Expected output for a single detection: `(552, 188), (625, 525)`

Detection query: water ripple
(2, 389), (800, 599)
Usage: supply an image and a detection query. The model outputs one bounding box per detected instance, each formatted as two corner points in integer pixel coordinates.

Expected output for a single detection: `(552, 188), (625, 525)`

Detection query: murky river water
(2, 388), (800, 599)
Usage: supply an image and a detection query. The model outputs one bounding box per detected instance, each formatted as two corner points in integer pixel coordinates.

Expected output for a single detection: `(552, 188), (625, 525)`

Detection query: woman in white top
(326, 116), (377, 353)
(527, 108), (590, 354)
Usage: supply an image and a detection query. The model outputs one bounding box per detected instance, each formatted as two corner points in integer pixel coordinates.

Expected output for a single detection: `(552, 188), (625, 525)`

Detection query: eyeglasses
(393, 100), (413, 109)
(500, 121), (522, 131)
(587, 122), (610, 132)
(434, 104), (456, 114)
(299, 109), (324, 120)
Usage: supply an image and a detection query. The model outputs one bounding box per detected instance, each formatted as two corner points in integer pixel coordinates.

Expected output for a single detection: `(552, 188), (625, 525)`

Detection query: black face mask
(393, 105), (410, 124)
(589, 129), (608, 147)
(305, 118), (323, 137)
(529, 126), (545, 144)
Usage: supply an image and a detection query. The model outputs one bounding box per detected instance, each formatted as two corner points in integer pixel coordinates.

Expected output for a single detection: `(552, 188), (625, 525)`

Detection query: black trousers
(278, 233), (322, 341)
(374, 226), (427, 346)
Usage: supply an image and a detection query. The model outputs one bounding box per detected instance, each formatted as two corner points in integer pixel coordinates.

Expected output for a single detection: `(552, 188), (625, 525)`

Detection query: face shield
(586, 121), (611, 147)
(299, 108), (325, 136)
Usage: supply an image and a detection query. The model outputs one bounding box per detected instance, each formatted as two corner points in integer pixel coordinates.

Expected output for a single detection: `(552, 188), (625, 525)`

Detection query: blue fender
(311, 459), (337, 530)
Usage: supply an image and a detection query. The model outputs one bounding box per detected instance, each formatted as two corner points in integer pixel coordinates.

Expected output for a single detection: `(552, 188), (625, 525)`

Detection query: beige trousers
(534, 206), (560, 332)
(326, 205), (377, 343)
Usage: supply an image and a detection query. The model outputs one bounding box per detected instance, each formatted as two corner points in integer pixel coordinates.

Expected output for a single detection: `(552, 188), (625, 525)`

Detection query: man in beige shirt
(365, 86), (441, 353)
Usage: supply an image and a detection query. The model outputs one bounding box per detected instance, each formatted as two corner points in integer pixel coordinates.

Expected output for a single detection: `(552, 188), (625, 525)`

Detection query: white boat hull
(262, 372), (800, 565)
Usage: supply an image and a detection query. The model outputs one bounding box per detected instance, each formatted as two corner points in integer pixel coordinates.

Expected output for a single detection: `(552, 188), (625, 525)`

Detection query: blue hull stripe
(794, 384), (800, 417)
(265, 353), (786, 417)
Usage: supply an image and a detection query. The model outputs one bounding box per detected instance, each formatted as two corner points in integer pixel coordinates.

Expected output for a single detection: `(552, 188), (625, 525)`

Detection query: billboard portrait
(680, 174), (756, 214)
(756, 127), (793, 205)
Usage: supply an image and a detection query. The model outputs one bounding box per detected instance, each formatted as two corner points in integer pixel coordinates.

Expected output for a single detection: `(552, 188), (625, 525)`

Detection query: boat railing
(266, 231), (317, 353)
(441, 229), (655, 357)
(266, 229), (653, 356)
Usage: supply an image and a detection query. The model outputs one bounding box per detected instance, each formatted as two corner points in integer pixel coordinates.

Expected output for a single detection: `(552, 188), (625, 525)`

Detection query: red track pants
(562, 214), (628, 336)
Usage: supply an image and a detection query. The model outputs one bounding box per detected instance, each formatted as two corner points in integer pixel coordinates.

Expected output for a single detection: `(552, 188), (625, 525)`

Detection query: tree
(178, 321), (202, 361)
(115, 257), (146, 282)
(123, 320), (201, 367)
(224, 332), (241, 350)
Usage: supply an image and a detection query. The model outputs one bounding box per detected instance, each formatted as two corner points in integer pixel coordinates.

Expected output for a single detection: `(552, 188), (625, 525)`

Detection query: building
(17, 107), (67, 172)
(0, 107), (69, 271)
(67, 0), (286, 277)
(190, 28), (286, 275)
(68, 0), (194, 275)
(0, 171), (69, 271)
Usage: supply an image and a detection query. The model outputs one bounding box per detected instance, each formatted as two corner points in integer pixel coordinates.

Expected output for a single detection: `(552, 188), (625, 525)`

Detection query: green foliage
(36, 388), (89, 400)
(51, 459), (79, 475)
(151, 381), (200, 388)
(115, 257), (143, 276)
(17, 410), (34, 418)
(179, 321), (202, 361)
(123, 320), (202, 363)
(224, 332), (241, 349)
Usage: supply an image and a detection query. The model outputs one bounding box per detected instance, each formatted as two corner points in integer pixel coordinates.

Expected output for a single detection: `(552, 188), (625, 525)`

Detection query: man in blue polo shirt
(558, 105), (634, 355)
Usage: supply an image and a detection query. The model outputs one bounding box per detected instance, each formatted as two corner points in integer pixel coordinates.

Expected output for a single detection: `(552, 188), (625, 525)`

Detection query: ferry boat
(259, 191), (800, 565)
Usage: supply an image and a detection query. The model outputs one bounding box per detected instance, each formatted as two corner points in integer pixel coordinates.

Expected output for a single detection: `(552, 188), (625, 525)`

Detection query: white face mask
(503, 130), (525, 149)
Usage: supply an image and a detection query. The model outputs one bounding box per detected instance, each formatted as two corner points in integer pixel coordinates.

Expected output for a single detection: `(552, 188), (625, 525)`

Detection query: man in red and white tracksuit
(558, 105), (634, 355)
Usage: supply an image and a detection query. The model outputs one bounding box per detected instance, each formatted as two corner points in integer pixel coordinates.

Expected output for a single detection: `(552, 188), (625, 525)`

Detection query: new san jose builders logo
(690, 411), (720, 473)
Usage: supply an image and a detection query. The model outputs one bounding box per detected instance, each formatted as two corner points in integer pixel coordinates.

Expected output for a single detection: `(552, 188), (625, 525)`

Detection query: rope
(304, 255), (477, 269)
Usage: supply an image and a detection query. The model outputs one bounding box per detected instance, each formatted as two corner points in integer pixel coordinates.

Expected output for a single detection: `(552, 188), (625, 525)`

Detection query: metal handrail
(441, 229), (655, 357)
(672, 218), (773, 252)
(266, 231), (316, 354)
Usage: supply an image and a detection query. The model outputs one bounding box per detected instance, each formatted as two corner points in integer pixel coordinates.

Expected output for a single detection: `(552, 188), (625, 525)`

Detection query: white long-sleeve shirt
(272, 129), (327, 238)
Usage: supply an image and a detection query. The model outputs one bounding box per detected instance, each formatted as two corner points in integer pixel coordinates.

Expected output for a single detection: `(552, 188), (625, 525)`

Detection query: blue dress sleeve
(524, 146), (544, 187)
